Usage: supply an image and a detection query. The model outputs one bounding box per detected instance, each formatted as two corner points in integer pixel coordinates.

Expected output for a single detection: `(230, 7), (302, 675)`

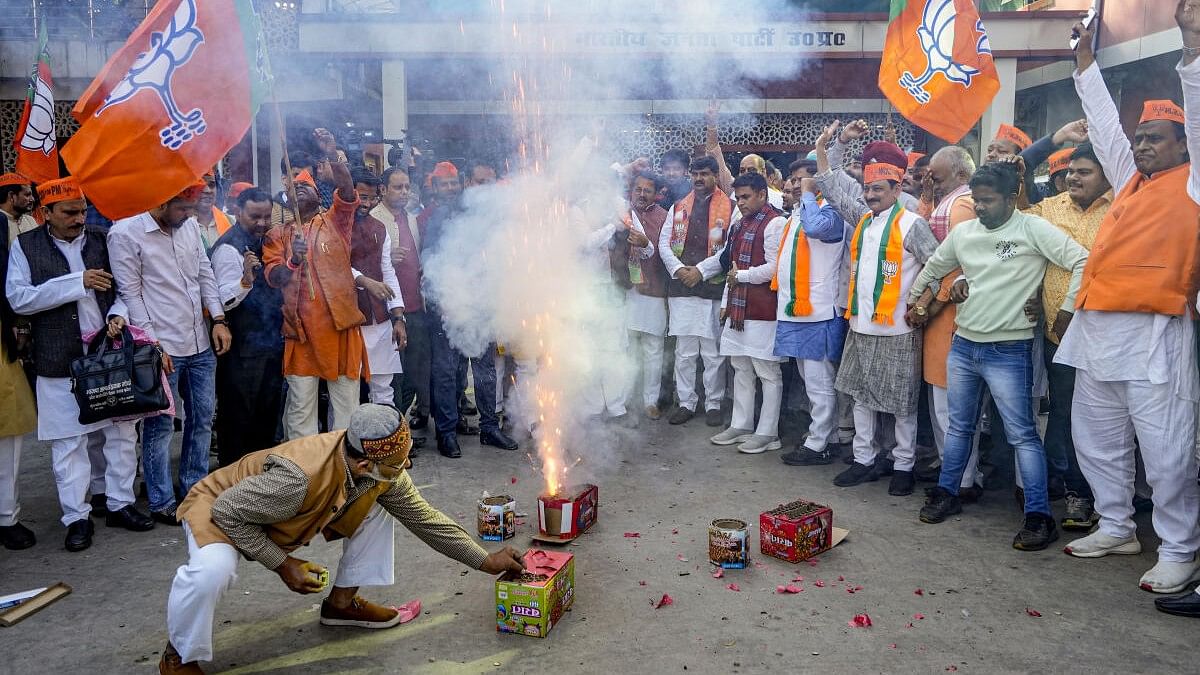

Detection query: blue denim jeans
(142, 348), (216, 512)
(939, 336), (1049, 516)
(429, 312), (498, 437)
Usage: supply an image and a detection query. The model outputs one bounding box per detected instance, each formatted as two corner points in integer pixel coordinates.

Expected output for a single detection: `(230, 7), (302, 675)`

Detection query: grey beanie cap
(346, 403), (402, 454)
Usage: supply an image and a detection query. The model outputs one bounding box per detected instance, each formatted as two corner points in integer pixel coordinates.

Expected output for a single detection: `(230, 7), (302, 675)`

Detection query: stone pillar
(382, 59), (408, 167)
(979, 57), (1018, 156)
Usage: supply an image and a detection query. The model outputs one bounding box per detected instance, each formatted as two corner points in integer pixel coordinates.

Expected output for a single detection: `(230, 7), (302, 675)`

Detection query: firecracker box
(495, 549), (575, 638)
(536, 483), (598, 540)
(759, 499), (834, 563)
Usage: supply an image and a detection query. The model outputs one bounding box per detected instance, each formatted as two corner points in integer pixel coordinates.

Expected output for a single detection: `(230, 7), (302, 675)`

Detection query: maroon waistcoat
(350, 214), (391, 325)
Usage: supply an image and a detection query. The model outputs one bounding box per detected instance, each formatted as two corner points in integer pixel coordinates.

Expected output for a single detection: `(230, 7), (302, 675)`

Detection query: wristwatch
(914, 305), (927, 317)
(212, 317), (229, 326)
(390, 314), (406, 324)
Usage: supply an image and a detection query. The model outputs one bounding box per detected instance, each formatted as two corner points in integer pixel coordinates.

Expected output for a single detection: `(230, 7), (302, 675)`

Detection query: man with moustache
(371, 166), (430, 432)
(0, 173), (39, 244)
(262, 129), (366, 442)
(1023, 143), (1111, 534)
(9, 177), (155, 550)
(1063, 12), (1200, 601)
(658, 156), (732, 427)
(109, 182), (231, 525)
(620, 172), (671, 420)
(349, 171), (407, 407)
(211, 188), (285, 466)
(814, 121), (939, 497)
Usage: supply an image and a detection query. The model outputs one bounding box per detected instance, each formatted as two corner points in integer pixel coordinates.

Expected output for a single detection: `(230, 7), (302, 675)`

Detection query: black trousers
(216, 350), (284, 466)
(397, 310), (432, 417)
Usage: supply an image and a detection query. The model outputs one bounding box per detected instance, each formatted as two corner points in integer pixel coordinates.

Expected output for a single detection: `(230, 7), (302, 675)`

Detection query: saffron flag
(14, 23), (60, 184)
(61, 0), (268, 219)
(878, 0), (1000, 143)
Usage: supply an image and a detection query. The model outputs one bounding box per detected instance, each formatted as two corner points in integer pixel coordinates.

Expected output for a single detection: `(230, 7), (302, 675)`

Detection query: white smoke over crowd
(420, 0), (816, 492)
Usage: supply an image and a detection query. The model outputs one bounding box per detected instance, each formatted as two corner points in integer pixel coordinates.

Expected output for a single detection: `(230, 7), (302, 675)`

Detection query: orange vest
(178, 431), (391, 553)
(1076, 163), (1200, 315)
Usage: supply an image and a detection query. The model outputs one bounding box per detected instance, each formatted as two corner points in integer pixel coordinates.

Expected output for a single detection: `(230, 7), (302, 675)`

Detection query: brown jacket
(178, 431), (389, 552)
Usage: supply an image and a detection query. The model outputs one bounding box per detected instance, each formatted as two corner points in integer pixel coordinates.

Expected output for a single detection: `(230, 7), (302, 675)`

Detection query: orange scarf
(770, 195), (827, 317)
(213, 207), (233, 237)
(844, 202), (905, 325)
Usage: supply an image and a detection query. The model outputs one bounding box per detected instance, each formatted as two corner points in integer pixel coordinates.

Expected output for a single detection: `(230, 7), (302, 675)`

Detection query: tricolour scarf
(771, 194), (827, 317)
(727, 204), (779, 331)
(669, 190), (733, 258)
(844, 202), (905, 326)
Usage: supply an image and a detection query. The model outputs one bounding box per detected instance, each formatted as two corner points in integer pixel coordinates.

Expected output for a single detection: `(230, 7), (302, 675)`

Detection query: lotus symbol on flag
(19, 76), (56, 156)
(94, 0), (207, 150)
(898, 0), (989, 105)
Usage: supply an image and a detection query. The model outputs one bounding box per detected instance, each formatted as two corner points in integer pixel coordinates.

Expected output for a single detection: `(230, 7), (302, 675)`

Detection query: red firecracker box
(759, 499), (833, 563)
(537, 484), (598, 540)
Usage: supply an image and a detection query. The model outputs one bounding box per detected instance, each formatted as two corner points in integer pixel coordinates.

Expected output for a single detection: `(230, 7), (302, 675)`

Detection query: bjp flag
(61, 0), (268, 219)
(878, 0), (1001, 143)
(14, 23), (60, 184)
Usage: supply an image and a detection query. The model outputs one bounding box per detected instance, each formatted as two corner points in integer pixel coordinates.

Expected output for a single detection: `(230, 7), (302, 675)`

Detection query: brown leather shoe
(319, 596), (402, 628)
(159, 642), (203, 674)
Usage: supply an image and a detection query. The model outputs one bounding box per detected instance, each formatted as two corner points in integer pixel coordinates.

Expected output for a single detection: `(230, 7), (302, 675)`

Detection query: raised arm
(705, 100), (735, 194)
(1072, 22), (1138, 192)
(813, 120), (871, 225)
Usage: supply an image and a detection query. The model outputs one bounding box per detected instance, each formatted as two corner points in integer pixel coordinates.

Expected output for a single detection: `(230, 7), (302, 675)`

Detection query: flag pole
(258, 29), (316, 301)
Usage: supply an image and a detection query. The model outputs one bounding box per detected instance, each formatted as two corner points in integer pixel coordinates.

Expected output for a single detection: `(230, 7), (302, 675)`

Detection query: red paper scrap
(906, 623), (914, 629)
(672, 528), (679, 534)
(914, 588), (924, 596)
(852, 585), (863, 592)
(775, 584), (803, 594)
(654, 593), (673, 609)
(946, 667), (958, 672)
(847, 613), (872, 628)
(791, 575), (804, 582)
(726, 583), (741, 592)
(712, 569), (724, 579)
(814, 580), (825, 588)
(510, 476), (518, 484)
(837, 575), (845, 581)
(1025, 608), (1042, 617)
(889, 644), (898, 650)
(624, 532), (641, 538)
(638, 580), (647, 586)
(676, 554), (688, 561)
(913, 613), (925, 620)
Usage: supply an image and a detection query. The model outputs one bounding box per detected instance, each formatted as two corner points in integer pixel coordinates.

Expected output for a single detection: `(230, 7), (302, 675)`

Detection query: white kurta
(847, 208), (924, 337)
(658, 205), (722, 340)
(625, 209), (667, 336)
(351, 232), (405, 376)
(6, 234), (129, 440)
(697, 214), (786, 361)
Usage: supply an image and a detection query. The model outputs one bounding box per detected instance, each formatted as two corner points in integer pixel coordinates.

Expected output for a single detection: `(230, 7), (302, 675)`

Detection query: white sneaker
(737, 435), (782, 454)
(1140, 559), (1200, 594)
(710, 427), (753, 446)
(1063, 531), (1142, 558)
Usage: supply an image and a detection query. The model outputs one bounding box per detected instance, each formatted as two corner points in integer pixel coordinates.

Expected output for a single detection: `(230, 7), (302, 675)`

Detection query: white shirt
(107, 213), (224, 357)
(2, 209), (39, 246)
(658, 200), (723, 340)
(847, 208), (925, 337)
(211, 240), (253, 311)
(6, 232), (129, 440)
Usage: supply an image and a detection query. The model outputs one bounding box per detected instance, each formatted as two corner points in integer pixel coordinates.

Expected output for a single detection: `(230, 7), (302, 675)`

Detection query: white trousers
(729, 356), (782, 437)
(51, 422), (138, 525)
(368, 374), (395, 405)
(168, 504), (395, 664)
(836, 391), (855, 444)
(1072, 370), (1200, 562)
(284, 375), (360, 440)
(797, 360), (839, 452)
(627, 331), (665, 409)
(852, 403), (917, 471)
(929, 385), (980, 489)
(0, 435), (23, 526)
(579, 351), (628, 418)
(675, 335), (725, 412)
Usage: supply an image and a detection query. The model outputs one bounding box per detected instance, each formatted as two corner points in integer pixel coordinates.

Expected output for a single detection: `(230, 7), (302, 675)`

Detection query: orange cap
(228, 181), (254, 200)
(1139, 99), (1185, 125)
(177, 180), (207, 202)
(993, 124), (1032, 151)
(292, 169), (316, 189)
(906, 152), (925, 169)
(37, 177), (85, 206)
(431, 161), (459, 178)
(863, 163), (905, 185)
(1048, 148), (1073, 176)
(0, 173), (30, 188)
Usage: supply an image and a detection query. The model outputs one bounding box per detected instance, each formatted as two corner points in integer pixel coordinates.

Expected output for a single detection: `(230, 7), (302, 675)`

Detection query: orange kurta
(263, 192), (368, 381)
(923, 193), (975, 388)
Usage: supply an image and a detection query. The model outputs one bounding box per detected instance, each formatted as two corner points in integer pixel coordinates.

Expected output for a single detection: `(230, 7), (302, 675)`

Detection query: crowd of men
(3, 15), (1200, 632)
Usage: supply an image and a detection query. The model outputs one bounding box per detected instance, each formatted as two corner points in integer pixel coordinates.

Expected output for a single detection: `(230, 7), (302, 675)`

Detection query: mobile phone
(1070, 6), (1097, 50)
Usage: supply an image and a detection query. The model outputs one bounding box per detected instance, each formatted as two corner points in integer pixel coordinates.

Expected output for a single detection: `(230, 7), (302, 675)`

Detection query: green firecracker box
(495, 549), (575, 638)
